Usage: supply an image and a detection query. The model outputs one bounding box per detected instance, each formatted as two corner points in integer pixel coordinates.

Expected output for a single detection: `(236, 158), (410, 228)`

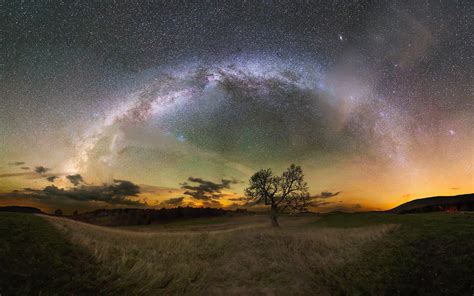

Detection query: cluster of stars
(1, 1), (472, 212)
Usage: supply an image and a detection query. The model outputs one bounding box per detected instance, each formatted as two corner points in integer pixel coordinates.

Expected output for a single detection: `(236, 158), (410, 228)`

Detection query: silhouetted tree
(54, 209), (63, 216)
(245, 164), (309, 227)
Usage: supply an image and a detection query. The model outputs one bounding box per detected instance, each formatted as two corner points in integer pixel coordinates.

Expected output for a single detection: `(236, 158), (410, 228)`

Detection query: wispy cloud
(310, 191), (342, 199)
(66, 174), (85, 186)
(46, 176), (58, 182)
(8, 161), (25, 166)
(34, 166), (50, 174)
(0, 172), (37, 178)
(307, 191), (343, 209)
(159, 197), (185, 206)
(181, 177), (241, 201)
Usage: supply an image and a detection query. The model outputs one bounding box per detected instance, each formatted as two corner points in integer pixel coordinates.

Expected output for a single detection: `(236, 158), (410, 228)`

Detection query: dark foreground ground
(0, 213), (101, 295)
(0, 211), (473, 295)
(314, 212), (474, 295)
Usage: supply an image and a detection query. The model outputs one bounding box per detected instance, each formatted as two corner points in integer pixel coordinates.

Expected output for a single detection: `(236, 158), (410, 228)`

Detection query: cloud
(138, 184), (182, 195)
(34, 166), (50, 174)
(181, 177), (240, 201)
(66, 174), (84, 186)
(1, 179), (143, 206)
(306, 191), (342, 209)
(20, 167), (30, 170)
(0, 172), (36, 178)
(311, 191), (342, 199)
(8, 161), (25, 166)
(202, 200), (223, 208)
(309, 200), (333, 208)
(46, 176), (58, 182)
(0, 171), (65, 180)
(109, 179), (141, 199)
(228, 197), (248, 202)
(159, 197), (185, 206)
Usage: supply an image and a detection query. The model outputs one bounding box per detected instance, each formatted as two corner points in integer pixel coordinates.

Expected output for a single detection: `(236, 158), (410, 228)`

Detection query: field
(1, 212), (473, 295)
(0, 213), (101, 295)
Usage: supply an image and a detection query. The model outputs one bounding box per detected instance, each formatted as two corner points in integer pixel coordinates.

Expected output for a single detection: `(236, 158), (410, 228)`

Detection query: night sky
(1, 1), (472, 213)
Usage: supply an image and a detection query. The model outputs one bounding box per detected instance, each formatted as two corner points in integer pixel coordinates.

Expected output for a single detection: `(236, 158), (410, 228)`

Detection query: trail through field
(4, 212), (472, 295)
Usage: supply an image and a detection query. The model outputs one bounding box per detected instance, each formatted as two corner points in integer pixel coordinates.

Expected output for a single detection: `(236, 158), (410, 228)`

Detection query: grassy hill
(0, 212), (101, 295)
(1, 211), (473, 295)
(387, 193), (474, 214)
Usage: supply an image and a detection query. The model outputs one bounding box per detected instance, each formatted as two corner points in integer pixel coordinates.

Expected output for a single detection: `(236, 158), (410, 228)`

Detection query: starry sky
(1, 1), (473, 214)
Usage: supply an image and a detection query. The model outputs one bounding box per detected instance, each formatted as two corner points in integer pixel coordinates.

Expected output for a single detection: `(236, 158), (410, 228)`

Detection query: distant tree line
(71, 206), (249, 226)
(0, 206), (43, 214)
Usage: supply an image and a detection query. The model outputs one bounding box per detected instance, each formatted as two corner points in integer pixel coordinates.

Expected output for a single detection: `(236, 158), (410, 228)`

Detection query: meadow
(0, 213), (101, 295)
(1, 211), (473, 295)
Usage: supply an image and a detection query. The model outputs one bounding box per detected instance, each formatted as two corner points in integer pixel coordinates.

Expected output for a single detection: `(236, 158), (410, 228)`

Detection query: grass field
(1, 212), (473, 295)
(0, 212), (101, 295)
(312, 212), (474, 295)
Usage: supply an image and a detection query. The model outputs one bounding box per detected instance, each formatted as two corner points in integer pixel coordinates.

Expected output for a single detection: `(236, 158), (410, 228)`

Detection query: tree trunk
(270, 205), (280, 227)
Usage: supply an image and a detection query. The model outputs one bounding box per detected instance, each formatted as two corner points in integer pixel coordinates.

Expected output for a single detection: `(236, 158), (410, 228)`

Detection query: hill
(387, 193), (474, 214)
(0, 206), (44, 214)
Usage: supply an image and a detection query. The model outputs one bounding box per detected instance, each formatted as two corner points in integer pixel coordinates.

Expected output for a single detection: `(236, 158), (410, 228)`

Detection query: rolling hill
(387, 193), (474, 214)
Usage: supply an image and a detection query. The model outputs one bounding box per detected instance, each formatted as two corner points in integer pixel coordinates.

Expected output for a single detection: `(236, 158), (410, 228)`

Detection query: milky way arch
(64, 57), (407, 180)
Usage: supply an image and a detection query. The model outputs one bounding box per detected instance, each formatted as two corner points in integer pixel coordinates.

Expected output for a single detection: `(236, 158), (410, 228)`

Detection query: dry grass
(41, 215), (396, 295)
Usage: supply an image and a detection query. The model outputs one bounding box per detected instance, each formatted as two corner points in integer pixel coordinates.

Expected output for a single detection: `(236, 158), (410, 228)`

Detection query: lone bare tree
(245, 164), (310, 227)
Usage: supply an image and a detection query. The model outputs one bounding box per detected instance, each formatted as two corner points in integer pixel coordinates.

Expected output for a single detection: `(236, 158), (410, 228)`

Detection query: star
(0, 1), (471, 212)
